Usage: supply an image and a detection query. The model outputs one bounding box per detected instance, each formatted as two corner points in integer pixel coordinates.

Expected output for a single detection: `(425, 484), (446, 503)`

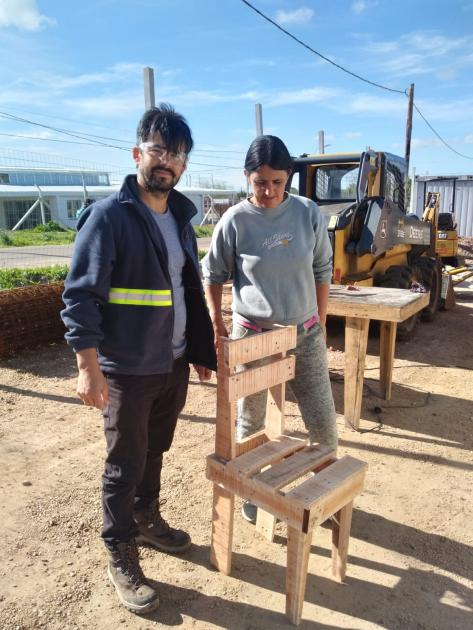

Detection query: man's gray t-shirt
(150, 208), (187, 359)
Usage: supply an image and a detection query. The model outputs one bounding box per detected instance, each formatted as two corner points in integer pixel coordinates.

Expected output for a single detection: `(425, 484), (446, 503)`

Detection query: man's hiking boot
(107, 539), (159, 614)
(134, 501), (191, 553)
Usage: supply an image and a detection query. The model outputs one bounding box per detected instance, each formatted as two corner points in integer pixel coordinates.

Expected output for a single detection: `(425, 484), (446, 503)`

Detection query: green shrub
(0, 231), (13, 246)
(194, 225), (215, 238)
(32, 221), (65, 232)
(0, 229), (75, 246)
(0, 265), (69, 290)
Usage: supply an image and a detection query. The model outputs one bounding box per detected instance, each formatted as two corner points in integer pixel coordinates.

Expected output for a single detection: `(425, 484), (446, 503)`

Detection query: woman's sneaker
(241, 500), (258, 524)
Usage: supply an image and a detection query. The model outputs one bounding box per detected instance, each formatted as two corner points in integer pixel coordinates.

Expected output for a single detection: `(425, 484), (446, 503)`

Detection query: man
(61, 104), (216, 614)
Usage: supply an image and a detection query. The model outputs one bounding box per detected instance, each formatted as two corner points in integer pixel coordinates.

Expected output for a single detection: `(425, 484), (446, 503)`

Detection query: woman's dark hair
(136, 103), (193, 155)
(244, 135), (293, 174)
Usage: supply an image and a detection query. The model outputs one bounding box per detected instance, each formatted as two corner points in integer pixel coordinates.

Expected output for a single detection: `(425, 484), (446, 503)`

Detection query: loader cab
(292, 150), (406, 215)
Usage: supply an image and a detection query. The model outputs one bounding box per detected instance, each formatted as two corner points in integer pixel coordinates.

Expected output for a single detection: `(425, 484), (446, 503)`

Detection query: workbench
(327, 285), (429, 430)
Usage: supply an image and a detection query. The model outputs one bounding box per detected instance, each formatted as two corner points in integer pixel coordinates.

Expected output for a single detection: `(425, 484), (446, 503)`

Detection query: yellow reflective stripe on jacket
(108, 287), (172, 306)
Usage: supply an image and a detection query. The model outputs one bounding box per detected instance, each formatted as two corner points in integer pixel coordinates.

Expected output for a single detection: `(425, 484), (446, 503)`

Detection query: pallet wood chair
(206, 325), (368, 625)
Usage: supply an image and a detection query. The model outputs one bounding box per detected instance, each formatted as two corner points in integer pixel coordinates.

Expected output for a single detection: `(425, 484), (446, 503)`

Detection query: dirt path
(1, 283), (472, 629)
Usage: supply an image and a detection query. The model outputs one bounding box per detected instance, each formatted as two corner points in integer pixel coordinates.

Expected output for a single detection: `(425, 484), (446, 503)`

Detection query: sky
(0, 0), (473, 190)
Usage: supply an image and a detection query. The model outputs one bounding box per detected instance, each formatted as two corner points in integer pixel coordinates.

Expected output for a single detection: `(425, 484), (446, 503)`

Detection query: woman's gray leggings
(232, 322), (338, 451)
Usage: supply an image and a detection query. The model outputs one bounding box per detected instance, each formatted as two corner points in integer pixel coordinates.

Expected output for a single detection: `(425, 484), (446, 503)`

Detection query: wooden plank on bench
(224, 325), (297, 370)
(226, 356), (295, 402)
(286, 456), (368, 509)
(225, 435), (306, 478)
(253, 444), (336, 492)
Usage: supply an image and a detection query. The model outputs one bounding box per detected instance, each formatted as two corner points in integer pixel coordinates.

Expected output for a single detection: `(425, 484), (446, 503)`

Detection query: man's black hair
(136, 103), (193, 156)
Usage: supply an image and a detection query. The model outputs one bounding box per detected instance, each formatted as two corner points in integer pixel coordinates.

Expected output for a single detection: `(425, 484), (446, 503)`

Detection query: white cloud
(345, 131), (362, 139)
(415, 96), (473, 122)
(463, 134), (473, 144)
(365, 30), (473, 79)
(0, 0), (55, 31)
(63, 93), (144, 118)
(275, 7), (314, 26)
(345, 93), (406, 115)
(267, 87), (342, 107)
(410, 138), (442, 150)
(351, 1), (378, 14)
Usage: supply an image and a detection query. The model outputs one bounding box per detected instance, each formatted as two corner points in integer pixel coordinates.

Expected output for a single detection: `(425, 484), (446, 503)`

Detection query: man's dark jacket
(61, 175), (216, 374)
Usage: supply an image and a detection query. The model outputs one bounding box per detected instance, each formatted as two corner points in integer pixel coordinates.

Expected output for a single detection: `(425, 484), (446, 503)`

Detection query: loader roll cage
(291, 151), (406, 213)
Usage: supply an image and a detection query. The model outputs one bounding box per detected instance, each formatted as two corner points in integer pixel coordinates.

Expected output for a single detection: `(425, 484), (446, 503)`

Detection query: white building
(0, 167), (237, 230)
(411, 174), (473, 237)
(176, 187), (238, 225)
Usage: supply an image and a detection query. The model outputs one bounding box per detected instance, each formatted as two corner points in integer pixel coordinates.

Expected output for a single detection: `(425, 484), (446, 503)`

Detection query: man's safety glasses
(139, 142), (187, 164)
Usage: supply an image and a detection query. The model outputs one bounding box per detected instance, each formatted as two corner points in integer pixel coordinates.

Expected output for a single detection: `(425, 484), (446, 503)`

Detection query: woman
(201, 135), (337, 522)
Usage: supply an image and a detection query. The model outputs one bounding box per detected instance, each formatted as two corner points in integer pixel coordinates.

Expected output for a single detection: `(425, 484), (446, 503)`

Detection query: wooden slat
(224, 436), (307, 478)
(265, 354), (286, 439)
(224, 325), (297, 369)
(226, 356), (295, 402)
(253, 444), (336, 492)
(235, 430), (268, 457)
(206, 455), (306, 530)
(286, 456), (367, 509)
(215, 341), (236, 460)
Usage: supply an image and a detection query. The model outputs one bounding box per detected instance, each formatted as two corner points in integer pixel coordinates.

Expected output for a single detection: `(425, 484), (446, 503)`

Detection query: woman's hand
(212, 317), (229, 350)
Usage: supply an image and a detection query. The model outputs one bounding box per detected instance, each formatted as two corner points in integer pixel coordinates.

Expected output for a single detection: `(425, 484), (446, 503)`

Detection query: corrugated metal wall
(456, 181), (473, 236)
(413, 178), (473, 237)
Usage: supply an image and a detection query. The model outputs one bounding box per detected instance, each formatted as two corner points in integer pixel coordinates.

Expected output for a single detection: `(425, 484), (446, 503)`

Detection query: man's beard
(140, 166), (180, 193)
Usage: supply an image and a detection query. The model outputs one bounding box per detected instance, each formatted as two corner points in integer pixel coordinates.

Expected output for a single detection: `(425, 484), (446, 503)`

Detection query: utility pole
(318, 130), (325, 154)
(143, 67), (155, 109)
(255, 104), (263, 136)
(404, 83), (415, 185)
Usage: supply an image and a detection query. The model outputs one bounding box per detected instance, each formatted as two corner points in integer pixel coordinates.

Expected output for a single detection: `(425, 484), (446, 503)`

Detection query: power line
(241, 1), (473, 162)
(240, 0), (406, 95)
(0, 132), (118, 148)
(188, 161), (241, 170)
(413, 103), (473, 160)
(0, 110), (247, 159)
(0, 131), (244, 161)
(0, 111), (131, 151)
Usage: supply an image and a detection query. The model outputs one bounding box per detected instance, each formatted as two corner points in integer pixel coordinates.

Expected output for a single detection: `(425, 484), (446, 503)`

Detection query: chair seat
(207, 440), (367, 533)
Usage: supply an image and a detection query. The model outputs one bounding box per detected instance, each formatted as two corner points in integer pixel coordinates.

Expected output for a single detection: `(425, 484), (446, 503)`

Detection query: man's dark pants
(101, 357), (190, 549)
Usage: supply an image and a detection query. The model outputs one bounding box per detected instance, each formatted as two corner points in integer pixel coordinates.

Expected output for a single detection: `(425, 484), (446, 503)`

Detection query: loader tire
(377, 266), (419, 341)
(413, 257), (441, 322)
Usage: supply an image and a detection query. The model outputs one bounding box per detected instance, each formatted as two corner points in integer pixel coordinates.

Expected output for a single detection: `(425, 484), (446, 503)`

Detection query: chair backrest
(215, 326), (297, 461)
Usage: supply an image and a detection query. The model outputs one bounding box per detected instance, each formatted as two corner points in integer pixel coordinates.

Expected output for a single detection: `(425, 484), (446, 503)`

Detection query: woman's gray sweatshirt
(201, 194), (333, 328)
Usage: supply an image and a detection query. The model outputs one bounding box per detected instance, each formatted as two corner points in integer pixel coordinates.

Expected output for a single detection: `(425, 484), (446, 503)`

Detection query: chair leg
(210, 484), (235, 575)
(256, 509), (277, 541)
(286, 525), (313, 626)
(331, 500), (354, 582)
